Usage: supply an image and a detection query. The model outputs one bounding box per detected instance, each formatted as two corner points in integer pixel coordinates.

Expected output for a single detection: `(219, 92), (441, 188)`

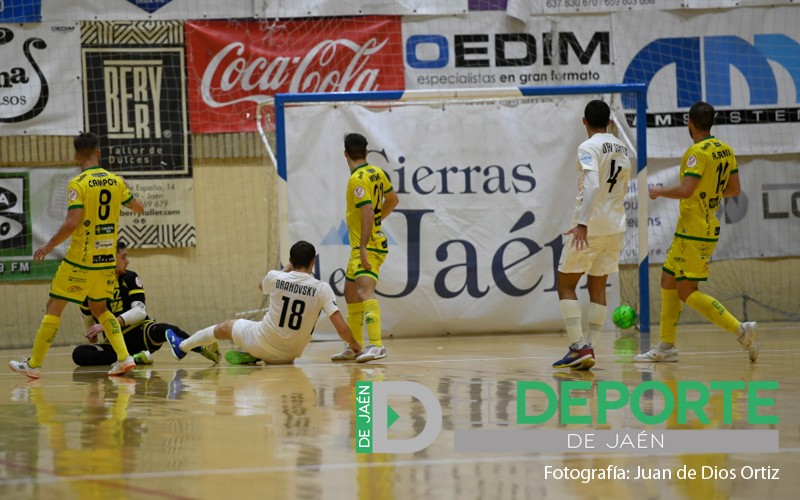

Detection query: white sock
(559, 299), (584, 346)
(587, 302), (606, 346)
(180, 325), (217, 352)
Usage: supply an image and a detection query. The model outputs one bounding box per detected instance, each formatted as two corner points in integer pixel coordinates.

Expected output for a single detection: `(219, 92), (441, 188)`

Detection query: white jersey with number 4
(571, 132), (632, 236)
(260, 270), (339, 354)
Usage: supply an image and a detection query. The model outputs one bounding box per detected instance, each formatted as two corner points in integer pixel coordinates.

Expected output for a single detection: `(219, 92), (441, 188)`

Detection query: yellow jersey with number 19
(346, 163), (393, 253)
(675, 136), (737, 242)
(64, 166), (133, 269)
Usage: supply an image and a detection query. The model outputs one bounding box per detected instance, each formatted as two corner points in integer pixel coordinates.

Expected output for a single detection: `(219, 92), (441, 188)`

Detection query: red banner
(186, 17), (405, 133)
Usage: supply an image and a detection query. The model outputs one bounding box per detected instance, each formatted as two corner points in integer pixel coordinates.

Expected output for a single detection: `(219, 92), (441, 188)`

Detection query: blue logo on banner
(126, 0), (174, 14)
(0, 0), (42, 23)
(622, 34), (800, 109)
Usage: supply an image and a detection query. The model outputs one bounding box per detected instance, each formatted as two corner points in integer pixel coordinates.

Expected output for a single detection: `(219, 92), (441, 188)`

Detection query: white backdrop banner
(284, 98), (621, 337)
(621, 157), (800, 265)
(43, 0), (253, 21)
(257, 0), (468, 18)
(0, 23), (82, 136)
(613, 7), (800, 158)
(507, 0), (683, 18)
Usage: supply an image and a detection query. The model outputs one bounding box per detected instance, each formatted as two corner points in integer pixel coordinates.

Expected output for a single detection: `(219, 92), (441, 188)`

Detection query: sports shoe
(195, 342), (221, 364)
(356, 345), (387, 363)
(737, 321), (759, 362)
(552, 344), (595, 370)
(108, 356), (136, 376)
(9, 358), (40, 379)
(225, 350), (259, 365)
(165, 329), (186, 360)
(133, 350), (153, 365)
(634, 344), (678, 362)
(331, 345), (360, 361)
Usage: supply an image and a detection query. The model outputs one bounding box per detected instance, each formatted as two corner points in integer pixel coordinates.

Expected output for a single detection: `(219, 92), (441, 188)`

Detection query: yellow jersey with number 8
(64, 166), (133, 269)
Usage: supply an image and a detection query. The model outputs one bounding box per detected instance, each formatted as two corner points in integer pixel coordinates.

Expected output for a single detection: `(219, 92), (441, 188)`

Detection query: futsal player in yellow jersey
(331, 133), (399, 363)
(635, 102), (758, 363)
(9, 133), (145, 378)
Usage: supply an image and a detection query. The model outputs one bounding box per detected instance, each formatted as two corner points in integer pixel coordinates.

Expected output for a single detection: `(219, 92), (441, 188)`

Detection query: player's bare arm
(34, 207), (83, 260)
(359, 203), (374, 270)
(381, 190), (399, 220)
(722, 171), (741, 197)
(649, 175), (700, 200)
(329, 310), (362, 353)
(125, 196), (145, 214)
(565, 169), (599, 249)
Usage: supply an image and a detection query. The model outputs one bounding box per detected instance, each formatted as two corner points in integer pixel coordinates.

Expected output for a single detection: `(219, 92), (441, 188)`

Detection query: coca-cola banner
(257, 0), (467, 18)
(185, 17), (405, 134)
(0, 23), (82, 135)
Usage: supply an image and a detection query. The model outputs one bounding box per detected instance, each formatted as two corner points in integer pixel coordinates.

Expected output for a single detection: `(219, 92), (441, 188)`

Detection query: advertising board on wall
(185, 17), (405, 133)
(82, 20), (195, 248)
(0, 23), (81, 135)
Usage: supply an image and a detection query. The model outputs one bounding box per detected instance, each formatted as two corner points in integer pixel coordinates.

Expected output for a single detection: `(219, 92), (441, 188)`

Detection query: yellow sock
(98, 310), (130, 361)
(347, 302), (364, 347)
(685, 291), (741, 335)
(660, 289), (682, 344)
(30, 314), (60, 368)
(363, 299), (383, 347)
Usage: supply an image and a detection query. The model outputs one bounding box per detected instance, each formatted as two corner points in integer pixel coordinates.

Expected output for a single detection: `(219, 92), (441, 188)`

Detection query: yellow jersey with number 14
(64, 166), (133, 269)
(346, 163), (393, 253)
(675, 136), (737, 242)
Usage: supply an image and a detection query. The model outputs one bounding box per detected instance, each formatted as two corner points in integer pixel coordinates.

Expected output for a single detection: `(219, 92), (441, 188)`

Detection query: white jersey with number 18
(260, 270), (340, 355)
(570, 132), (632, 236)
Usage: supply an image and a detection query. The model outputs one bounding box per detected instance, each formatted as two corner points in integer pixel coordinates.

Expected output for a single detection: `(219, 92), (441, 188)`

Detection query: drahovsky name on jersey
(275, 279), (318, 297)
(687, 155), (698, 168)
(354, 186), (366, 199)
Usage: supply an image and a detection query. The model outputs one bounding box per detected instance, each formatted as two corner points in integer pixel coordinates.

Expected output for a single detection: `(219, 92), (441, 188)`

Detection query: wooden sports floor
(1, 324), (797, 500)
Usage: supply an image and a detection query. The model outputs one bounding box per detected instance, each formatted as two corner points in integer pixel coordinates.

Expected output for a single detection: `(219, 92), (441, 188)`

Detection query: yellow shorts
(50, 261), (116, 304)
(345, 248), (386, 282)
(663, 236), (717, 281)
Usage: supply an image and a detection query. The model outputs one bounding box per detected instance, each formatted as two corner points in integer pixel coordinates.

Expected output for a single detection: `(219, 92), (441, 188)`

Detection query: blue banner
(126, 0), (174, 14)
(0, 0), (41, 23)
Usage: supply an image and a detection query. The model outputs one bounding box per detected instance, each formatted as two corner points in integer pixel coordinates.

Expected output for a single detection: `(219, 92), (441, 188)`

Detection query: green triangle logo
(387, 405), (400, 429)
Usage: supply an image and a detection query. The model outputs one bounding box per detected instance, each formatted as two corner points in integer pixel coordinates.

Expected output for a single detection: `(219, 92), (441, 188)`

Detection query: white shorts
(231, 319), (299, 364)
(558, 232), (624, 276)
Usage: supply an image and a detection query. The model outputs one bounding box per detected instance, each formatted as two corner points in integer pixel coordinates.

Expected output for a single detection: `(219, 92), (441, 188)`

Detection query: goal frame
(271, 84), (650, 333)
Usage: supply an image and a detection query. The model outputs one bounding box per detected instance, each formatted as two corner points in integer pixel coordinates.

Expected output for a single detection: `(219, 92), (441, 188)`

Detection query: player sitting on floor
(72, 242), (220, 366)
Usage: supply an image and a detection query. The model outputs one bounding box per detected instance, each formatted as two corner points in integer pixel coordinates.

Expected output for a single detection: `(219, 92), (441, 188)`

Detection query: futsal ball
(612, 305), (637, 329)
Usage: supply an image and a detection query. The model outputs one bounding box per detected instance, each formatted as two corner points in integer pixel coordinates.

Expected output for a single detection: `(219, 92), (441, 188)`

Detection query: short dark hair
(74, 132), (99, 157)
(584, 100), (611, 129)
(117, 241), (127, 253)
(344, 133), (368, 160)
(689, 101), (715, 131)
(289, 240), (316, 268)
